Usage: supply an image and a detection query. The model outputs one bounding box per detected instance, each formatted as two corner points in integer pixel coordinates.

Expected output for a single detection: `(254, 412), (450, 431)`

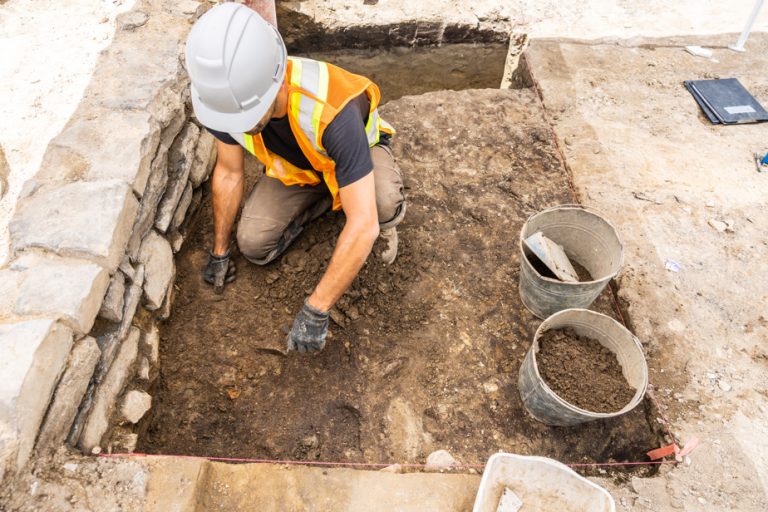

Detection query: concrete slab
(196, 462), (480, 512)
(524, 33), (768, 510)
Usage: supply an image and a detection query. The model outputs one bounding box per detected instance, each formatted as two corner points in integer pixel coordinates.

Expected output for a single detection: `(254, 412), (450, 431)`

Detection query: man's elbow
(348, 215), (380, 245)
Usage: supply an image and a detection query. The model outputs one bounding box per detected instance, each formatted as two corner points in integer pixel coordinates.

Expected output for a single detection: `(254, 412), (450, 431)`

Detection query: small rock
(63, 463), (78, 472)
(265, 271), (280, 284)
(329, 307), (347, 328)
(708, 219), (727, 232)
(425, 449), (458, 472)
(346, 305), (360, 321)
(301, 434), (319, 449)
(137, 357), (151, 381)
(723, 219), (735, 232)
(91, 446), (102, 455)
(120, 11), (149, 31)
(380, 463), (403, 473)
(705, 199), (716, 208)
(120, 390), (152, 424)
(718, 379), (732, 392)
(482, 381), (499, 394)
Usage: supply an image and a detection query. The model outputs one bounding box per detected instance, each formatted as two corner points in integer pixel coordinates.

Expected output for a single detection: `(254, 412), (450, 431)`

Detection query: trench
(136, 36), (663, 478)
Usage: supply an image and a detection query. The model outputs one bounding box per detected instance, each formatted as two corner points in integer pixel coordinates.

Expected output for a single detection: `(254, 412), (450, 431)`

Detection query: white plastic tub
(472, 453), (616, 512)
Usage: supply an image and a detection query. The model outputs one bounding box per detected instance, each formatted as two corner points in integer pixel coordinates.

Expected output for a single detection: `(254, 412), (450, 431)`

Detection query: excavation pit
(137, 48), (662, 476)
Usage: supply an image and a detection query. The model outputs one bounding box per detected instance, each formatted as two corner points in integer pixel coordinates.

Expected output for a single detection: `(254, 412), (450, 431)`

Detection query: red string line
(97, 452), (676, 469)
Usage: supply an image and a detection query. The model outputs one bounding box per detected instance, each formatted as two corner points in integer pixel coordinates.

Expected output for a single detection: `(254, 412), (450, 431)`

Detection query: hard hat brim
(190, 76), (282, 134)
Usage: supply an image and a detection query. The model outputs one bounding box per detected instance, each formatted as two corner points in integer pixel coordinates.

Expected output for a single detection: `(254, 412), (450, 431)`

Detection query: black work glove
(203, 249), (236, 294)
(287, 299), (330, 353)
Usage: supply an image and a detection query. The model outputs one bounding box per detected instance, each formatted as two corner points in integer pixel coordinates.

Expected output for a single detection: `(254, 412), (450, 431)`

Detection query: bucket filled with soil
(518, 309), (647, 426)
(519, 205), (623, 319)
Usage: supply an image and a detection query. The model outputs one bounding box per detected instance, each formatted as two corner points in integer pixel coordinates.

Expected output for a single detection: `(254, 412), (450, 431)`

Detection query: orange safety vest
(229, 57), (395, 211)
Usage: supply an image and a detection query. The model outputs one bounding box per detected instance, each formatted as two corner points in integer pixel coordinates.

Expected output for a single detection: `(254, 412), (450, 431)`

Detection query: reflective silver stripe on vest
(290, 57), (328, 156)
(365, 109), (381, 147)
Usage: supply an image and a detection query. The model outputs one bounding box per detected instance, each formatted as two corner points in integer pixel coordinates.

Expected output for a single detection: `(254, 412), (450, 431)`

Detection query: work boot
(379, 227), (398, 265)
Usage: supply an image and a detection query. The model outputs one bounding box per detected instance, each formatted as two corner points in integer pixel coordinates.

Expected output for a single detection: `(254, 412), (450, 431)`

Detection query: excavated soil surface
(139, 89), (660, 474)
(537, 328), (636, 412)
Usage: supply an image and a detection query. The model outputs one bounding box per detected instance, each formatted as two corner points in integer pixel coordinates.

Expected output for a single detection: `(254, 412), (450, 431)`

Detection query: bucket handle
(530, 203), (612, 220)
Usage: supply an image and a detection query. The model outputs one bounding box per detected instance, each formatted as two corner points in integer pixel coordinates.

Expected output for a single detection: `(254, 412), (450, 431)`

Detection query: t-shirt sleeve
(206, 127), (239, 145)
(322, 99), (373, 189)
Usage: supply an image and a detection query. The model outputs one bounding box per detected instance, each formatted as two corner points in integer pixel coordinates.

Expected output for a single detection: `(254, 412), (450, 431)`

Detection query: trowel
(523, 231), (579, 282)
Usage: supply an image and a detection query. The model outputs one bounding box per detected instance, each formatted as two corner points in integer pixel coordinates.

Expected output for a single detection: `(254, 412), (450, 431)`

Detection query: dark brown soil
(138, 89), (660, 474)
(537, 328), (636, 413)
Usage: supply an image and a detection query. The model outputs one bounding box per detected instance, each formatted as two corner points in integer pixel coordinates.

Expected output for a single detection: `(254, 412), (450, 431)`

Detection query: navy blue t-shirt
(208, 94), (389, 188)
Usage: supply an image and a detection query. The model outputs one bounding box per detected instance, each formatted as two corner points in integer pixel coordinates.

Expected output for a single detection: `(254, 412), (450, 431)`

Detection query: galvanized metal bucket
(518, 309), (648, 426)
(519, 205), (623, 319)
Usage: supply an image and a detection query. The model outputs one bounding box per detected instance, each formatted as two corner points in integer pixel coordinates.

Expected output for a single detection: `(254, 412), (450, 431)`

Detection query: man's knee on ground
(236, 222), (279, 264)
(376, 192), (405, 228)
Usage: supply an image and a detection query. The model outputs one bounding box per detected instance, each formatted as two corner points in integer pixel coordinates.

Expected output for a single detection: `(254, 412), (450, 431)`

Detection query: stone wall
(0, 0), (211, 481)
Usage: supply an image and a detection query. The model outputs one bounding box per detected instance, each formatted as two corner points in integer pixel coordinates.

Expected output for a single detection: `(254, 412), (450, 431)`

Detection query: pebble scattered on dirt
(537, 328), (635, 412)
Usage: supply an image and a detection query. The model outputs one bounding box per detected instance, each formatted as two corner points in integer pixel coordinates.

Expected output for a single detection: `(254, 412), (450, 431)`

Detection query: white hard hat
(185, 3), (287, 133)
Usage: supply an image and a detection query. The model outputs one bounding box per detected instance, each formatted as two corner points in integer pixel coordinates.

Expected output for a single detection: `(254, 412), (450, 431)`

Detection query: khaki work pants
(236, 145), (406, 265)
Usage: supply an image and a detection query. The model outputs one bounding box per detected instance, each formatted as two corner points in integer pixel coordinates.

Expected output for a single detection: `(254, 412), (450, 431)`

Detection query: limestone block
(120, 390), (152, 424)
(156, 124), (200, 232)
(96, 266), (145, 381)
(142, 326), (160, 365)
(138, 232), (174, 311)
(36, 110), (161, 197)
(86, 8), (188, 129)
(156, 277), (175, 321)
(0, 319), (73, 472)
(117, 265), (145, 345)
(160, 113), (187, 151)
(170, 182), (193, 233)
(99, 272), (126, 323)
(36, 336), (101, 452)
(9, 181), (139, 272)
(127, 150), (169, 261)
(0, 254), (109, 335)
(78, 327), (140, 452)
(189, 130), (216, 187)
(169, 230), (185, 254)
(119, 257), (136, 283)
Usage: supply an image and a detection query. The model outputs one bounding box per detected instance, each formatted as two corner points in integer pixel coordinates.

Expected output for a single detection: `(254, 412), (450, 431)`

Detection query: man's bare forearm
(212, 163), (244, 255)
(243, 0), (277, 27)
(308, 221), (379, 312)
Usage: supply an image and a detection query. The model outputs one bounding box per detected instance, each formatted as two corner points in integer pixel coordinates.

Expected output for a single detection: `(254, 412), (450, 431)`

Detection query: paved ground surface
(525, 34), (768, 511)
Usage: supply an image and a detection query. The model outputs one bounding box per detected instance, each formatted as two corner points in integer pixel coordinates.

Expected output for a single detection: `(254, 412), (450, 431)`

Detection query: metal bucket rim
(519, 204), (625, 282)
(529, 308), (648, 418)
